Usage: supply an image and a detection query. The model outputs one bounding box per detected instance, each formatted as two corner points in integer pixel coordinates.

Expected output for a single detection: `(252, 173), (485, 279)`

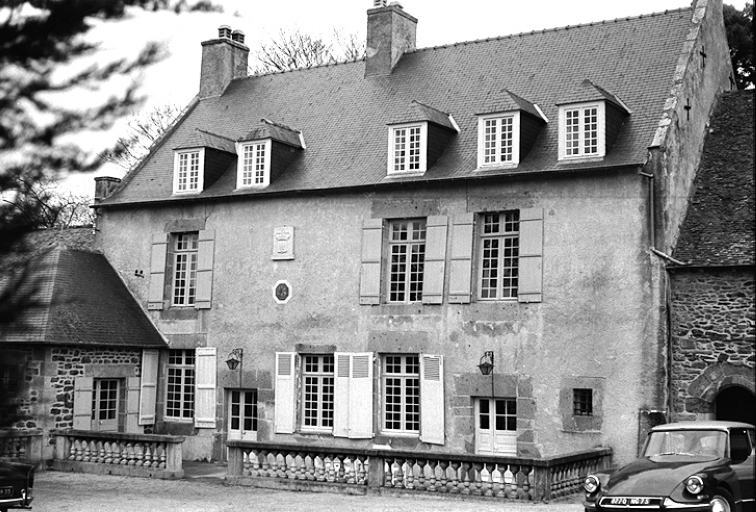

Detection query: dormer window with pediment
(235, 119), (304, 190)
(475, 91), (547, 170)
(387, 101), (458, 177)
(557, 80), (631, 162)
(172, 129), (236, 195)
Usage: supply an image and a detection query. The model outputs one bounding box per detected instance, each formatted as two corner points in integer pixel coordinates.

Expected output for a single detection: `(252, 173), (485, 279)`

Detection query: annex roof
(102, 7), (695, 206)
(674, 90), (755, 267)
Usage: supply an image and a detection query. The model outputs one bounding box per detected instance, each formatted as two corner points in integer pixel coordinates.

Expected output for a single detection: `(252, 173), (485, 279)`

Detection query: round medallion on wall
(273, 280), (292, 304)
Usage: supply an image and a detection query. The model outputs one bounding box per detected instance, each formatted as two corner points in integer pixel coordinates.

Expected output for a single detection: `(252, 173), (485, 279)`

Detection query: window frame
(165, 349), (195, 422)
(236, 139), (272, 189)
(476, 112), (521, 168)
(573, 388), (594, 417)
(173, 148), (205, 195)
(171, 232), (199, 308)
(558, 101), (606, 160)
(387, 122), (428, 175)
(477, 210), (520, 301)
(382, 354), (421, 435)
(301, 354), (335, 433)
(386, 218), (427, 304)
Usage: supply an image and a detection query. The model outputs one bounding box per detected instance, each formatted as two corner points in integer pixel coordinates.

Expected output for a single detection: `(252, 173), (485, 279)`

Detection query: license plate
(611, 498), (651, 506)
(0, 487), (13, 497)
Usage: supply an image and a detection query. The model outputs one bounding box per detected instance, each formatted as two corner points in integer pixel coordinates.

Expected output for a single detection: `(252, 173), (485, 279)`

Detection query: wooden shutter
(518, 208), (543, 303)
(139, 349), (159, 425)
(148, 233), (167, 310)
(274, 352), (296, 434)
(348, 353), (374, 439)
(420, 354), (444, 445)
(72, 376), (94, 430)
(126, 376), (141, 433)
(359, 218), (384, 305)
(195, 229), (215, 309)
(332, 353), (351, 438)
(448, 213), (474, 303)
(194, 347), (217, 429)
(422, 216), (448, 305)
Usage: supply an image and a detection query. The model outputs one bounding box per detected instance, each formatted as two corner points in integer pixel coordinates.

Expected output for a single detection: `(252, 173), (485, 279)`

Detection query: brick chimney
(365, 2), (417, 77)
(200, 26), (249, 98)
(94, 176), (121, 203)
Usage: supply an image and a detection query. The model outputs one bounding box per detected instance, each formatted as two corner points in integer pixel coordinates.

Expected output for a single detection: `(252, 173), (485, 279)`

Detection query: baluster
(484, 462), (496, 497)
(248, 450), (260, 477)
(334, 455), (345, 483)
(113, 441), (124, 465)
(415, 459), (427, 491)
(518, 464), (531, 500)
(461, 462), (472, 495)
(324, 456), (335, 482)
(495, 463), (506, 498)
(426, 460), (437, 492)
(392, 457), (405, 489)
(315, 454), (326, 481)
(449, 461), (461, 493)
(260, 450), (271, 477)
(157, 443), (166, 469)
(102, 442), (112, 464)
(473, 462), (485, 495)
(504, 464), (516, 498)
(80, 440), (90, 462)
(242, 450), (250, 476)
(356, 455), (368, 485)
(343, 456), (355, 484)
(124, 442), (134, 465)
(404, 458), (415, 489)
(69, 439), (77, 460)
(133, 442), (144, 466)
(437, 460), (449, 493)
(143, 444), (153, 468)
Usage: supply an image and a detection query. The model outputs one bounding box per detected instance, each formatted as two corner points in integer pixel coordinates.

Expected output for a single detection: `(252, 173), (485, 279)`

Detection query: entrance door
(228, 389), (258, 441)
(716, 386), (756, 425)
(91, 379), (120, 432)
(475, 398), (517, 456)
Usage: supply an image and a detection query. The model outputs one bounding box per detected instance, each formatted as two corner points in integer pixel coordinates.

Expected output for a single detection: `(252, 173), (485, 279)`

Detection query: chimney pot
(231, 29), (245, 44)
(373, 0), (387, 6)
(218, 25), (231, 39)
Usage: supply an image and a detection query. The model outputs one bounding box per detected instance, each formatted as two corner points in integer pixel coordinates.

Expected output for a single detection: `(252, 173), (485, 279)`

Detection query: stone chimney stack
(365, 2), (417, 77)
(200, 25), (250, 98)
(94, 176), (121, 204)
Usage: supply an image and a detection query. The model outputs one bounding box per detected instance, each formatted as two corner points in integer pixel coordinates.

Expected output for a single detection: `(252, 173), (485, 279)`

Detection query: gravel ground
(32, 471), (586, 512)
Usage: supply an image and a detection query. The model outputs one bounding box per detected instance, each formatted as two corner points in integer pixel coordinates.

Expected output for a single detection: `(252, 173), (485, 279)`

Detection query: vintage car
(584, 421), (755, 512)
(0, 460), (34, 512)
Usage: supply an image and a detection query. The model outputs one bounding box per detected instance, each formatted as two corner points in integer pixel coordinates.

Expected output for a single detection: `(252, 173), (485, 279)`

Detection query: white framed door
(475, 398), (517, 456)
(228, 389), (258, 441)
(92, 379), (121, 432)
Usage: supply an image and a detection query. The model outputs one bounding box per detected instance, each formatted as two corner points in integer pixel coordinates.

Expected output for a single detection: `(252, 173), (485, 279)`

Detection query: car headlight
(684, 476), (704, 495)
(584, 475), (601, 494)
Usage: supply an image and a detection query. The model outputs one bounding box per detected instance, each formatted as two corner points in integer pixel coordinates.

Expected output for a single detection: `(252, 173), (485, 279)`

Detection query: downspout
(639, 171), (655, 246)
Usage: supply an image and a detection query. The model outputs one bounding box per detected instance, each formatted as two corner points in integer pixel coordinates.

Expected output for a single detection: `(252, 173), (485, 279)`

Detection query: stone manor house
(2, 0), (752, 468)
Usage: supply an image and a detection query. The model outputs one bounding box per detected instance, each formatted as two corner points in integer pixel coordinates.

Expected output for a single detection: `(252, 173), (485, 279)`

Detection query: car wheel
(711, 489), (735, 512)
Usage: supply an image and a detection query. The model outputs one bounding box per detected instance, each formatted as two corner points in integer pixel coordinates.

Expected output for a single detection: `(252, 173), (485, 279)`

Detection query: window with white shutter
(420, 354), (444, 445)
(274, 352), (296, 434)
(448, 214), (474, 304)
(139, 349), (159, 425)
(73, 377), (94, 430)
(421, 216), (448, 305)
(360, 219), (384, 305)
(517, 207), (543, 303)
(194, 347), (217, 429)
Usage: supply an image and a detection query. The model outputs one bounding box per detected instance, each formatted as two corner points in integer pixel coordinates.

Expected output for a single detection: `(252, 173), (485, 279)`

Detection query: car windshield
(644, 430), (727, 458)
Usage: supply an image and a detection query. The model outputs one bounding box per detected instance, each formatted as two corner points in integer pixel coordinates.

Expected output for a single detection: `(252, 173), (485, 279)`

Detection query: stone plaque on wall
(272, 226), (294, 260)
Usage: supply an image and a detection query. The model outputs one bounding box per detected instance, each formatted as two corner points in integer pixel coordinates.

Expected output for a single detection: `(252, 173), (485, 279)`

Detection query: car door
(729, 428), (754, 510)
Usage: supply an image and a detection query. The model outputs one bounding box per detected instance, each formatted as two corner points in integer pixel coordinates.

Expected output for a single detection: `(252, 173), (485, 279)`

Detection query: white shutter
(348, 353), (374, 439)
(274, 352), (296, 434)
(126, 376), (141, 433)
(518, 208), (543, 303)
(448, 214), (474, 303)
(148, 233), (167, 310)
(332, 353), (351, 438)
(194, 347), (217, 429)
(138, 349), (159, 425)
(359, 219), (384, 305)
(420, 354), (444, 445)
(195, 229), (215, 309)
(72, 377), (94, 430)
(422, 216), (448, 304)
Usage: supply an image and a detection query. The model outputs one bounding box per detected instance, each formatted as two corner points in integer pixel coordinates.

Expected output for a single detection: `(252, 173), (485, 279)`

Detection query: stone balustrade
(52, 430), (184, 479)
(227, 441), (611, 501)
(0, 429), (44, 467)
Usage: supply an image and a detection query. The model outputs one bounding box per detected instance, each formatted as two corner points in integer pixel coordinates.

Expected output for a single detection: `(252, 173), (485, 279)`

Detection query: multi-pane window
(383, 354), (420, 433)
(239, 141), (269, 187)
(229, 389), (257, 432)
(166, 349), (195, 420)
(172, 232), (198, 307)
(479, 211), (519, 300)
(91, 379), (119, 421)
(176, 150), (201, 192)
(392, 125), (422, 173)
(479, 398), (517, 432)
(388, 219), (426, 303)
(302, 355), (335, 430)
(573, 388), (593, 416)
(482, 116), (514, 165)
(564, 105), (599, 157)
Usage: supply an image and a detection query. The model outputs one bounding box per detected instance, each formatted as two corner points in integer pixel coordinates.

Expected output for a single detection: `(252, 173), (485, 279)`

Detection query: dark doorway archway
(715, 386), (756, 425)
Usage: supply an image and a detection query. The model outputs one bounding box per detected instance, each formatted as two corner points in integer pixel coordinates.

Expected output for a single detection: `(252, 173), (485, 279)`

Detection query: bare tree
(253, 29), (366, 74)
(2, 174), (94, 229)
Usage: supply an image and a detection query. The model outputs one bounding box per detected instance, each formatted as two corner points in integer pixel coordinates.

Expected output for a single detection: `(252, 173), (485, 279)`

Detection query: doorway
(715, 386), (756, 425)
(227, 389), (258, 441)
(91, 378), (121, 432)
(475, 398), (517, 456)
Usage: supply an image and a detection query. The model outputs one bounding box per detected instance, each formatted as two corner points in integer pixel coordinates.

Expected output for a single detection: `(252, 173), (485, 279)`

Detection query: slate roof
(673, 90), (755, 267)
(102, 8), (695, 206)
(1, 245), (166, 347)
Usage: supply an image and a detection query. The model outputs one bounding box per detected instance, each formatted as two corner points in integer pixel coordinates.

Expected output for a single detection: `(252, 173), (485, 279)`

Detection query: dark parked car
(0, 461), (33, 512)
(584, 421), (755, 512)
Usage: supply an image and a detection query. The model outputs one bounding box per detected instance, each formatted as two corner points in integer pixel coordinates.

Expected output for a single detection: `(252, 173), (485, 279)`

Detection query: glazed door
(91, 379), (120, 432)
(228, 389), (258, 441)
(475, 398), (517, 456)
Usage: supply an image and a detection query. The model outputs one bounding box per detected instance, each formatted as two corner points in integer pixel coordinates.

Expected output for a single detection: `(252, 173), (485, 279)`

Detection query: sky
(61, 0), (749, 196)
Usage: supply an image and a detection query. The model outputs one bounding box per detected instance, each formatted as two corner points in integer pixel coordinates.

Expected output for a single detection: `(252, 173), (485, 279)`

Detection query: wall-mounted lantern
(226, 349), (243, 370)
(478, 351), (494, 376)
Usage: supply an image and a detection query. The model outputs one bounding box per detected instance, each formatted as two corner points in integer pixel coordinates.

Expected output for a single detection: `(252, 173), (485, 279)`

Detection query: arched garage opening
(715, 386), (756, 425)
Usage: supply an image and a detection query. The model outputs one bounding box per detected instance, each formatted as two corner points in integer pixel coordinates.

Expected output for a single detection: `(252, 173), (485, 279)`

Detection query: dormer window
(173, 148), (205, 194)
(559, 102), (605, 159)
(237, 140), (271, 188)
(477, 113), (520, 168)
(389, 122), (427, 174)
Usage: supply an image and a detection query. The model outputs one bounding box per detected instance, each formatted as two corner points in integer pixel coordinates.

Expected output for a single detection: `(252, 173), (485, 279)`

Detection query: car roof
(651, 420), (755, 432)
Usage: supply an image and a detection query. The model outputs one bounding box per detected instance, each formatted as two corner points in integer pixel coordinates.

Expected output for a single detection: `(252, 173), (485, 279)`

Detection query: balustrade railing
(0, 429), (43, 465)
(227, 441), (611, 501)
(52, 430), (184, 479)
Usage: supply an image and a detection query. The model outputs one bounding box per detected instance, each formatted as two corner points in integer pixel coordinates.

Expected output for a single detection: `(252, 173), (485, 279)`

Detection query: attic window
(388, 122), (427, 175)
(173, 148), (205, 194)
(477, 112), (520, 168)
(558, 101), (605, 160)
(237, 140), (271, 188)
